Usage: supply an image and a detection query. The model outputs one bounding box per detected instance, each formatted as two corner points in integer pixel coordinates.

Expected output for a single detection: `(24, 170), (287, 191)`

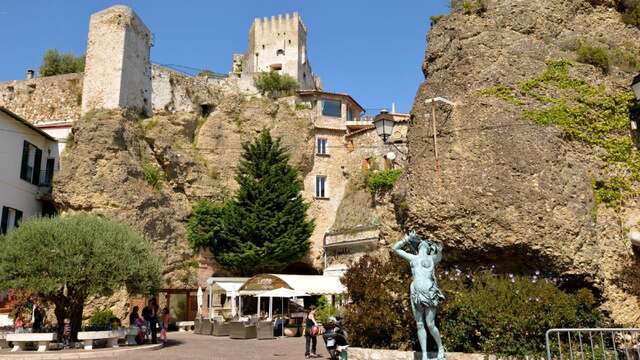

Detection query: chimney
(26, 69), (35, 80)
(391, 102), (396, 113)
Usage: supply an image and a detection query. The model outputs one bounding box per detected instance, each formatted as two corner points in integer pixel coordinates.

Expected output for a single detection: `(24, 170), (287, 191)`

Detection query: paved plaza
(0, 332), (330, 360)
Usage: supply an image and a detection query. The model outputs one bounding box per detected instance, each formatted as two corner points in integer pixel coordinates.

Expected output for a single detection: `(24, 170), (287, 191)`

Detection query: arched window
(276, 49), (285, 56)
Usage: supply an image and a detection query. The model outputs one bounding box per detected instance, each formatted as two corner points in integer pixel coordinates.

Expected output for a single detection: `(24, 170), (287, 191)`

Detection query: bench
(6, 332), (57, 352)
(77, 329), (124, 350)
(176, 321), (194, 332)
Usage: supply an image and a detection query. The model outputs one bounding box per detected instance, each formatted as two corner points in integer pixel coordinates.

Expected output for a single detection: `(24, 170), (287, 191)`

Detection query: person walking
(147, 298), (159, 344)
(304, 305), (320, 359)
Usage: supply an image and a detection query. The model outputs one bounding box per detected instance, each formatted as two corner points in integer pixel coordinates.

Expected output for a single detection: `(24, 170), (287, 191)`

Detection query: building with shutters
(0, 107), (60, 235)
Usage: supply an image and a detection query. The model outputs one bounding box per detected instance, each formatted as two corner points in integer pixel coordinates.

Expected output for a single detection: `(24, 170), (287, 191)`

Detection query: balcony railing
(38, 169), (54, 187)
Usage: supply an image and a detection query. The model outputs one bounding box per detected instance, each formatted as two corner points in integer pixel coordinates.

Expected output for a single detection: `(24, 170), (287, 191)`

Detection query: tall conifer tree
(189, 130), (314, 275)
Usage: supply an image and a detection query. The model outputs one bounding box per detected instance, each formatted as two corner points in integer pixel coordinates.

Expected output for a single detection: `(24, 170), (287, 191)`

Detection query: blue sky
(0, 1), (449, 113)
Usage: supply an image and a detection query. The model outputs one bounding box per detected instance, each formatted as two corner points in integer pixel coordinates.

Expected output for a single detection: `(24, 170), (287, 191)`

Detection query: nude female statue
(393, 230), (446, 360)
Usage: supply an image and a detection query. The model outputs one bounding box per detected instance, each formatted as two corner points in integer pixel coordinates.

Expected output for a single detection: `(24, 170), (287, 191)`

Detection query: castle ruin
(81, 5), (152, 116)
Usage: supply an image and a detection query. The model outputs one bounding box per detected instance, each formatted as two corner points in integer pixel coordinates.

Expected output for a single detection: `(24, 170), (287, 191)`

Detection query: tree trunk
(49, 295), (68, 340)
(69, 299), (84, 341)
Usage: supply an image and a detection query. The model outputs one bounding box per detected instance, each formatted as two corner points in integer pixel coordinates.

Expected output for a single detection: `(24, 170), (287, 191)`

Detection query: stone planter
(284, 327), (299, 337)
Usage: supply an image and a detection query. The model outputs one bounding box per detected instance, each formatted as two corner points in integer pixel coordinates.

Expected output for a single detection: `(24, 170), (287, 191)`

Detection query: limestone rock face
(406, 0), (640, 324)
(53, 95), (315, 293)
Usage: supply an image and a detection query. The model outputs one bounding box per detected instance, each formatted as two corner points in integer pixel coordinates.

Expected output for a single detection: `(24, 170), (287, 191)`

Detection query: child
(62, 319), (71, 348)
(134, 316), (146, 345)
(159, 308), (170, 345)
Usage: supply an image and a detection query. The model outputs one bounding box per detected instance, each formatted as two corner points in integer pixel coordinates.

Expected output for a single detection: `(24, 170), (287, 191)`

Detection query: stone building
(0, 4), (409, 319)
(81, 5), (152, 116)
(233, 13), (317, 90)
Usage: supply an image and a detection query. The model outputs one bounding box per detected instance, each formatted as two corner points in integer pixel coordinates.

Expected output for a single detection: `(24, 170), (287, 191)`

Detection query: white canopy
(255, 288), (309, 298)
(206, 277), (250, 296)
(238, 274), (346, 296)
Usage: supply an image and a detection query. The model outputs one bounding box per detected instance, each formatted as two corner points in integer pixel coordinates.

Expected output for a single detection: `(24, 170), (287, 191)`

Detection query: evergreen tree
(188, 130), (314, 275)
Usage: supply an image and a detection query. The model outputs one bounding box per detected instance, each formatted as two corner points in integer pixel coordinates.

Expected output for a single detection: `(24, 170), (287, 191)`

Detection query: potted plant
(284, 323), (300, 337)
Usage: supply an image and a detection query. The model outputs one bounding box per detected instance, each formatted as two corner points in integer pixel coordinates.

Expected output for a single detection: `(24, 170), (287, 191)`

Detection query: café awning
(206, 277), (250, 296)
(238, 274), (346, 296)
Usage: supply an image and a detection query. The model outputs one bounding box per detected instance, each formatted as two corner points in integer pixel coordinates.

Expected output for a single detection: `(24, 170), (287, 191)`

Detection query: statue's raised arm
(430, 240), (443, 265)
(392, 231), (415, 262)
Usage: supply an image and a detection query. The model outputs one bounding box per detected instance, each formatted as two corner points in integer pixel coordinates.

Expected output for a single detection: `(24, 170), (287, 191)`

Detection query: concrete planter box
(347, 348), (500, 360)
(6, 332), (57, 352)
(0, 332), (8, 349)
(77, 329), (124, 350)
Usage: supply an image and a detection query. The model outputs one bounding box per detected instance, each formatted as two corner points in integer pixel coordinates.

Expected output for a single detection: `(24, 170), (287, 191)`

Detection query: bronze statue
(393, 230), (446, 360)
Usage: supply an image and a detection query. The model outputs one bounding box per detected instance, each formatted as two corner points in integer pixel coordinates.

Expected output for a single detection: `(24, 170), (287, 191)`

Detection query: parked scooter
(322, 317), (348, 360)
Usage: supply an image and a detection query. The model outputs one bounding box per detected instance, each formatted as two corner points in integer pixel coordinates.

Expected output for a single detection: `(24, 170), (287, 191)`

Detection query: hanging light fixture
(374, 109), (395, 143)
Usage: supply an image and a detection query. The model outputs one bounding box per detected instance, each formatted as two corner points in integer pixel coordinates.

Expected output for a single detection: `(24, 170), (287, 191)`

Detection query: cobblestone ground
(99, 332), (330, 360)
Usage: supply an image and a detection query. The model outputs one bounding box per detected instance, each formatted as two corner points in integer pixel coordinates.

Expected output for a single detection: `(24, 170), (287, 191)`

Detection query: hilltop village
(0, 5), (409, 320)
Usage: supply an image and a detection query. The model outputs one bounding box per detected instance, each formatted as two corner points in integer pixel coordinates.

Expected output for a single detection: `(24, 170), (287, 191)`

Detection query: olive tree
(0, 214), (162, 339)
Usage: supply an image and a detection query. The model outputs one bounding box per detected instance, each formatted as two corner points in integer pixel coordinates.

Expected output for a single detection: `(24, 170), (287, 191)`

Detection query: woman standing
(304, 305), (319, 359)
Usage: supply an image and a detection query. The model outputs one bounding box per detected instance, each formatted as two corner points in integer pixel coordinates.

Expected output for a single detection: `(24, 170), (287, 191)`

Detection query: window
(316, 138), (328, 155)
(276, 49), (285, 56)
(270, 63), (282, 71)
(322, 100), (342, 118)
(315, 176), (327, 198)
(1, 206), (23, 234)
(20, 141), (42, 185)
(347, 107), (353, 122)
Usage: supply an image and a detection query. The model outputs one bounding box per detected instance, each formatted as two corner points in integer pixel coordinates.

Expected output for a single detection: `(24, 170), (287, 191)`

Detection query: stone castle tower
(237, 13), (317, 90)
(81, 5), (152, 116)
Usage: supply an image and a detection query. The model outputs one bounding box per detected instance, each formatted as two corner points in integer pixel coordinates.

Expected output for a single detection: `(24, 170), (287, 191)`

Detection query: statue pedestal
(347, 348), (497, 360)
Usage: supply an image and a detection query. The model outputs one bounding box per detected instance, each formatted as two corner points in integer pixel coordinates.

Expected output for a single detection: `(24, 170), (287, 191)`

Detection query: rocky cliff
(53, 93), (314, 300)
(406, 0), (640, 324)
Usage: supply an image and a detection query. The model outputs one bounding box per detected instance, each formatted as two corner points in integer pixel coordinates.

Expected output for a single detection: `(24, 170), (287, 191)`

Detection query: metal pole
(431, 100), (440, 175)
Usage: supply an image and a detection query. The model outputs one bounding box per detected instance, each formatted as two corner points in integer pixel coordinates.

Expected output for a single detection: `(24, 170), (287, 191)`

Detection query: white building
(0, 107), (60, 235)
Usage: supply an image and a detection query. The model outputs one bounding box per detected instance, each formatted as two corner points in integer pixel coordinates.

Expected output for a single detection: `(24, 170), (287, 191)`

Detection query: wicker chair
(256, 321), (275, 340)
(229, 321), (257, 339)
(211, 320), (230, 336)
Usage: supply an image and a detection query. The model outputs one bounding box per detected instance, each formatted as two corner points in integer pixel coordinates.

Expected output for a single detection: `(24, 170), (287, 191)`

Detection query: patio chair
(193, 319), (203, 334)
(211, 320), (230, 336)
(229, 321), (257, 339)
(200, 319), (213, 335)
(256, 321), (275, 340)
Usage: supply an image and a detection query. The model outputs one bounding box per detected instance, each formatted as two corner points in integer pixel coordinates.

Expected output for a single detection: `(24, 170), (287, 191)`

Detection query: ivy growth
(481, 60), (639, 208)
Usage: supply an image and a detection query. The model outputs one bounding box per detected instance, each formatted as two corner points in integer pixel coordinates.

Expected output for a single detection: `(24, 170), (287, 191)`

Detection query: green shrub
(89, 310), (115, 330)
(142, 163), (163, 190)
(430, 15), (445, 26)
(576, 44), (611, 74)
(342, 253), (604, 356)
(621, 0), (640, 26)
(254, 71), (299, 97)
(39, 49), (85, 77)
(366, 169), (402, 194)
(451, 0), (487, 15)
(315, 296), (340, 325)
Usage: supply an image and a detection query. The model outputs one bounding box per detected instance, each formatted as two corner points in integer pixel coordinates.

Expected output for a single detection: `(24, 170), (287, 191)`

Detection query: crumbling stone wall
(0, 73), (82, 123)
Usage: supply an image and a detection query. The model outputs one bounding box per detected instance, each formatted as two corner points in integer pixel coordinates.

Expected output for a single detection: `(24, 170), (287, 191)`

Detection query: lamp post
(374, 109), (395, 143)
(424, 97), (456, 176)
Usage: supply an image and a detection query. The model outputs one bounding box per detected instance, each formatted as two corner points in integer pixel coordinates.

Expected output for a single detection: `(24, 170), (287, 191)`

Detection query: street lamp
(374, 109), (394, 143)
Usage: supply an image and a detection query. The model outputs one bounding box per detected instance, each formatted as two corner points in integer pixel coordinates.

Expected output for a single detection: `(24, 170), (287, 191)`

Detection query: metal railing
(546, 328), (640, 360)
(38, 169), (54, 187)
